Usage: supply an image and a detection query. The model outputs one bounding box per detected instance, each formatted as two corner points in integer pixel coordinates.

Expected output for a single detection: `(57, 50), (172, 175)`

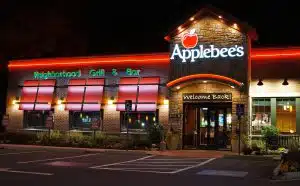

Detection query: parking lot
(0, 146), (297, 186)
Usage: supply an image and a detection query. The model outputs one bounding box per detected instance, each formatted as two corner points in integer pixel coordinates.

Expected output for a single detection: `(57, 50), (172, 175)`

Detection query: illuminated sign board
(34, 70), (81, 79)
(170, 29), (245, 62)
(183, 93), (232, 102)
(33, 68), (141, 80)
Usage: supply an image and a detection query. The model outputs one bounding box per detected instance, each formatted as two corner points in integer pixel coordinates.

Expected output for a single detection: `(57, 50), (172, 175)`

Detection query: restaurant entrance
(183, 102), (232, 150)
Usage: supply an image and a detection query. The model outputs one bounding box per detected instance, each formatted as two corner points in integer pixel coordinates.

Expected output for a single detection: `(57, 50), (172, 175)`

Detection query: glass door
(199, 108), (208, 145)
(198, 107), (232, 149)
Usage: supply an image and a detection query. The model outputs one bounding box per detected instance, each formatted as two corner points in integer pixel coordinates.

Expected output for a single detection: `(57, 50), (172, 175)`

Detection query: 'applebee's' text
(170, 44), (245, 62)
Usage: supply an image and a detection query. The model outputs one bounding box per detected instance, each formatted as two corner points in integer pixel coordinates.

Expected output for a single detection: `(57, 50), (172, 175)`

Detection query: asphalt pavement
(0, 146), (299, 186)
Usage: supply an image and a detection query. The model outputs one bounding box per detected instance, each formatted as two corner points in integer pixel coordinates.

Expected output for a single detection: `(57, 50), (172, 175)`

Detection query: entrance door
(183, 103), (232, 149)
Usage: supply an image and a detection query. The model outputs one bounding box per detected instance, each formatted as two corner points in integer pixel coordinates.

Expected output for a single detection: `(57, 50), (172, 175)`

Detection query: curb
(0, 144), (148, 154)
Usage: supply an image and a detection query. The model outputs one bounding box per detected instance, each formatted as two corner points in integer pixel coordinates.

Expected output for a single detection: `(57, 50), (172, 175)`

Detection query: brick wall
(6, 64), (169, 133)
(6, 103), (23, 131)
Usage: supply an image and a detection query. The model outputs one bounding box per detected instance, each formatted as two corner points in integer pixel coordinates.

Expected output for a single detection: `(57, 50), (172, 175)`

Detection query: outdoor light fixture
(12, 97), (20, 105)
(282, 78), (289, 86)
(233, 23), (238, 29)
(12, 99), (18, 105)
(163, 99), (169, 105)
(189, 17), (194, 21)
(176, 86), (180, 90)
(257, 79), (263, 86)
(218, 15), (222, 19)
(108, 96), (114, 105)
(203, 80), (207, 83)
(57, 100), (62, 105)
(108, 99), (114, 105)
(230, 85), (235, 89)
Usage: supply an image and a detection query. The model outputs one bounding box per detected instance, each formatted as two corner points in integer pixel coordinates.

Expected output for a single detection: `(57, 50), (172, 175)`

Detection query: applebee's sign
(170, 29), (245, 62)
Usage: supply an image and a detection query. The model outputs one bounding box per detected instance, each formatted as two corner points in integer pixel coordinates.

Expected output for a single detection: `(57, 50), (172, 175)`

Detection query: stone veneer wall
(170, 16), (249, 90)
(168, 80), (248, 152)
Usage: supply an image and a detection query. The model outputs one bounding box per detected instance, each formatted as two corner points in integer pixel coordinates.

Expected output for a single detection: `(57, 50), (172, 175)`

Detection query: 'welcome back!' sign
(182, 93), (232, 102)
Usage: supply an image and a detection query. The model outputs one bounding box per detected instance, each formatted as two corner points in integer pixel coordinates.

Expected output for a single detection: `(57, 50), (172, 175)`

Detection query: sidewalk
(146, 150), (237, 158)
(0, 144), (237, 158)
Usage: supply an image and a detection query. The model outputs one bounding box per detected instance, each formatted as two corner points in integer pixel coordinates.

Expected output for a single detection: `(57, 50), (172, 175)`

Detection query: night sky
(0, 0), (299, 59)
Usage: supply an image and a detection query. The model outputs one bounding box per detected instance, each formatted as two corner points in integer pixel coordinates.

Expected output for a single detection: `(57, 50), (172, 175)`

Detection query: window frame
(120, 109), (159, 134)
(69, 109), (104, 131)
(23, 109), (54, 129)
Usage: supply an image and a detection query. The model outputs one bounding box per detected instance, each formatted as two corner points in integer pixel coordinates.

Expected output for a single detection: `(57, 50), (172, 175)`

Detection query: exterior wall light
(230, 85), (235, 89)
(163, 99), (169, 105)
(233, 23), (238, 28)
(12, 97), (20, 105)
(218, 15), (222, 19)
(12, 99), (18, 105)
(257, 79), (263, 86)
(176, 86), (180, 90)
(282, 78), (289, 86)
(57, 99), (62, 105)
(108, 96), (114, 105)
(108, 99), (114, 105)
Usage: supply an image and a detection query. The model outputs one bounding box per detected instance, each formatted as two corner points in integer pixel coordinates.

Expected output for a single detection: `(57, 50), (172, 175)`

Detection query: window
(19, 80), (56, 110)
(251, 98), (271, 135)
(65, 79), (104, 111)
(69, 110), (103, 130)
(116, 77), (160, 111)
(23, 110), (52, 129)
(120, 111), (158, 133)
(276, 98), (296, 133)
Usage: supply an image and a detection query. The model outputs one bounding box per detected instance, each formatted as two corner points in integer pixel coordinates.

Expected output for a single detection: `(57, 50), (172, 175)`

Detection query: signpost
(2, 115), (9, 127)
(46, 115), (54, 137)
(236, 104), (244, 155)
(1, 115), (9, 143)
(91, 118), (100, 140)
(125, 100), (132, 151)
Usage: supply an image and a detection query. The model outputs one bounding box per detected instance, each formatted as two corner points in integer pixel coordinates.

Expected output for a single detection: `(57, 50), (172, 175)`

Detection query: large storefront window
(23, 110), (51, 129)
(251, 98), (271, 134)
(276, 98), (296, 133)
(120, 111), (158, 133)
(69, 111), (103, 130)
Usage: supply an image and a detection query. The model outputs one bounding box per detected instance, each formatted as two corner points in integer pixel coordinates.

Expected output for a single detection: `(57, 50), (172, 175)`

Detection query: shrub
(252, 140), (265, 152)
(132, 135), (151, 149)
(103, 135), (121, 148)
(262, 126), (279, 150)
(147, 123), (164, 145)
(91, 131), (106, 147)
(67, 131), (84, 147)
(36, 130), (66, 146)
(6, 131), (37, 144)
(78, 135), (93, 148)
(242, 146), (253, 155)
(261, 125), (279, 139)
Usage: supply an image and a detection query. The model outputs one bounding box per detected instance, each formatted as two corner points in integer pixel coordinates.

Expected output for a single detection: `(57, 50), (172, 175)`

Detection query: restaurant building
(5, 6), (300, 152)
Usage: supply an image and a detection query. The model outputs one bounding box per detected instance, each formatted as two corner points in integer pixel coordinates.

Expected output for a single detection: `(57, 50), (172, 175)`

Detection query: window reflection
(276, 98), (296, 133)
(251, 98), (271, 134)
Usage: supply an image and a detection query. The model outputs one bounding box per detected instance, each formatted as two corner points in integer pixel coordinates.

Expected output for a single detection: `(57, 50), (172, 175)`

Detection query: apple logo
(181, 28), (198, 49)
